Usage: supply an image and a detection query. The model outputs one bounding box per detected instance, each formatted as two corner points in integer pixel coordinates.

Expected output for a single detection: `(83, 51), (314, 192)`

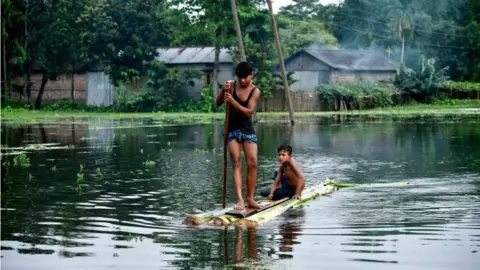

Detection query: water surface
(1, 115), (479, 269)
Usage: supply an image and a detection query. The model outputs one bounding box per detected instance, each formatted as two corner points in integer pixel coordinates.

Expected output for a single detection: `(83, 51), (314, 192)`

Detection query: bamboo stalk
(207, 180), (339, 227)
(184, 180), (409, 226)
(223, 81), (234, 208)
(230, 0), (246, 61)
(266, 0), (295, 126)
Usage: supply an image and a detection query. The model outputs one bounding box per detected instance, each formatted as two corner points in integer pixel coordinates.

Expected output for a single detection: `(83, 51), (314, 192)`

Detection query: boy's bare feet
(234, 200), (245, 210)
(246, 199), (263, 209)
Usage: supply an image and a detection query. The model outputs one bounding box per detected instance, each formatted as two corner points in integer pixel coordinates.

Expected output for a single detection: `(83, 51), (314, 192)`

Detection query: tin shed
(283, 48), (397, 91)
(155, 46), (235, 99)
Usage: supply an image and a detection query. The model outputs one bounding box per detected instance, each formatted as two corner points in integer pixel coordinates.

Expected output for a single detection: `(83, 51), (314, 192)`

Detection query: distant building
(282, 48), (397, 91)
(155, 46), (235, 99)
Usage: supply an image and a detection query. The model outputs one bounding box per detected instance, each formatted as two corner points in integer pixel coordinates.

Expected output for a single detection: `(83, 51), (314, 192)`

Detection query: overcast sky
(270, 0), (341, 13)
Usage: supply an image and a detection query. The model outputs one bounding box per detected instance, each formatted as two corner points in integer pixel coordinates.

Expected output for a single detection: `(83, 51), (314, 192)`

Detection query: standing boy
(215, 61), (262, 210)
(261, 145), (305, 201)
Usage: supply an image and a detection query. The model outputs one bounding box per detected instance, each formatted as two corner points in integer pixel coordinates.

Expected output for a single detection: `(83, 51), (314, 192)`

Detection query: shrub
(441, 81), (480, 99)
(392, 56), (450, 103)
(317, 79), (396, 111)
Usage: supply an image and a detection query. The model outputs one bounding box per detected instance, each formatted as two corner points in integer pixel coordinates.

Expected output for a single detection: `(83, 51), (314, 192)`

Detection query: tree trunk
(25, 67), (32, 104)
(266, 0), (295, 126)
(2, 35), (8, 98)
(230, 0), (246, 62)
(24, 0), (30, 102)
(35, 71), (48, 110)
(213, 43), (220, 112)
(71, 61), (76, 103)
(401, 32), (405, 64)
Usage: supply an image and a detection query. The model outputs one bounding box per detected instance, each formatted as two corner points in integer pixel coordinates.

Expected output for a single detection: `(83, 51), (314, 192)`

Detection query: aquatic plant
(13, 153), (30, 168)
(96, 168), (103, 178)
(77, 172), (84, 182)
(143, 160), (156, 167)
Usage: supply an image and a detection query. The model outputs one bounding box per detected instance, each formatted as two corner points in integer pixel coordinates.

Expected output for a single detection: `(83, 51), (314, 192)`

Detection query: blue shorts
(227, 129), (257, 144)
(259, 169), (295, 200)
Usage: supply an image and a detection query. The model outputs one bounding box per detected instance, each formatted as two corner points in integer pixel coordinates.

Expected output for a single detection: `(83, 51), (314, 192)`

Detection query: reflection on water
(1, 115), (480, 270)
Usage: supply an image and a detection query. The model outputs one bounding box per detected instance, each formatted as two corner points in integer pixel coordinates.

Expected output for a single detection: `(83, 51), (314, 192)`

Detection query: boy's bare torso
(281, 161), (301, 188)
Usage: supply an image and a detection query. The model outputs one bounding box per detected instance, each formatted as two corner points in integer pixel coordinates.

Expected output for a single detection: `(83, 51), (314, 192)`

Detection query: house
(282, 48), (397, 91)
(155, 46), (235, 99)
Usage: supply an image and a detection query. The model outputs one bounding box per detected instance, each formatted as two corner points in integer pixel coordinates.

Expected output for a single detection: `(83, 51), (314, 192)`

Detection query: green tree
(387, 0), (415, 63)
(278, 0), (320, 20)
(278, 18), (339, 57)
(78, 0), (172, 86)
(458, 0), (480, 81)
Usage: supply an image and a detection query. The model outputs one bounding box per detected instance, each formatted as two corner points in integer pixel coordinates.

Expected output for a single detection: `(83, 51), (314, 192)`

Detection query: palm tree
(388, 0), (415, 64)
(266, 0), (295, 126)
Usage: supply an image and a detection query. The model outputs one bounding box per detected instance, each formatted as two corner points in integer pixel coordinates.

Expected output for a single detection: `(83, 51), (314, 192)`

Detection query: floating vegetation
(13, 153), (30, 168)
(143, 160), (156, 167)
(194, 148), (211, 155)
(2, 143), (75, 152)
(51, 166), (57, 172)
(76, 185), (82, 195)
(126, 233), (144, 242)
(77, 172), (84, 182)
(96, 168), (103, 178)
(91, 145), (115, 152)
(2, 103), (480, 126)
(1, 151), (28, 156)
(80, 136), (97, 141)
(77, 164), (84, 183)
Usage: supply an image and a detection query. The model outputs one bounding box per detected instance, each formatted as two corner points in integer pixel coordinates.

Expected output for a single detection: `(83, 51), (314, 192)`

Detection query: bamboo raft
(183, 179), (409, 228)
(183, 179), (342, 227)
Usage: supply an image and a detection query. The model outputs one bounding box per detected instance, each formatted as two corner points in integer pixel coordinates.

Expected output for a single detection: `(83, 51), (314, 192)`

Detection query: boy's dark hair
(235, 61), (253, 78)
(277, 145), (292, 155)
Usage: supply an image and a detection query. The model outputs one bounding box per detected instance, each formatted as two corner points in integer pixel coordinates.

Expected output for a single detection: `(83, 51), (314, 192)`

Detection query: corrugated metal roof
(155, 46), (234, 64)
(287, 49), (397, 71)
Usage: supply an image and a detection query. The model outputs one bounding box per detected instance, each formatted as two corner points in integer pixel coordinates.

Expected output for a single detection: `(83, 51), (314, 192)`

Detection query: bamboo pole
(230, 0), (259, 123)
(266, 0), (295, 126)
(230, 0), (246, 61)
(223, 81), (233, 208)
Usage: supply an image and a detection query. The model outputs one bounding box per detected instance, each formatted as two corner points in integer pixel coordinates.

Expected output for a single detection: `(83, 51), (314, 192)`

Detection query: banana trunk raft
(183, 179), (341, 228)
(183, 179), (409, 228)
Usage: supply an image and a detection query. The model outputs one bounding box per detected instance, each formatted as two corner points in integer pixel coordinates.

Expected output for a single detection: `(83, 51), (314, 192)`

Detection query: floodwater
(1, 115), (479, 270)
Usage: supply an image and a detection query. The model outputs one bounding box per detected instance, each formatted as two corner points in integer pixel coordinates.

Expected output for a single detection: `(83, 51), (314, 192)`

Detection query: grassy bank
(2, 100), (480, 124)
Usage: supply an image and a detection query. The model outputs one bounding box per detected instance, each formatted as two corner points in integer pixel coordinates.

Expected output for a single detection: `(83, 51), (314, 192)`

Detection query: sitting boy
(260, 145), (305, 201)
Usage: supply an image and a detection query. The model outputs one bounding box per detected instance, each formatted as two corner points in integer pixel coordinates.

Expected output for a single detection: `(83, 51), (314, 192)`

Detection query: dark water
(1, 115), (479, 270)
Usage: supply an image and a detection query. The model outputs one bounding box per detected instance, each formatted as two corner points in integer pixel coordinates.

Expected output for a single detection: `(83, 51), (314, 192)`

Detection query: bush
(42, 100), (112, 112)
(392, 56), (450, 103)
(441, 81), (480, 99)
(113, 84), (156, 112)
(317, 79), (396, 111)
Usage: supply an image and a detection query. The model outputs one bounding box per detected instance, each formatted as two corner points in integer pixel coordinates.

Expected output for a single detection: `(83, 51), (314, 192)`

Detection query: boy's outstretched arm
(268, 166), (283, 200)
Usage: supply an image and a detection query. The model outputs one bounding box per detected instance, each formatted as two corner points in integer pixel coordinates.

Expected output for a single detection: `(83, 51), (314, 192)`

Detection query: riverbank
(2, 100), (480, 124)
